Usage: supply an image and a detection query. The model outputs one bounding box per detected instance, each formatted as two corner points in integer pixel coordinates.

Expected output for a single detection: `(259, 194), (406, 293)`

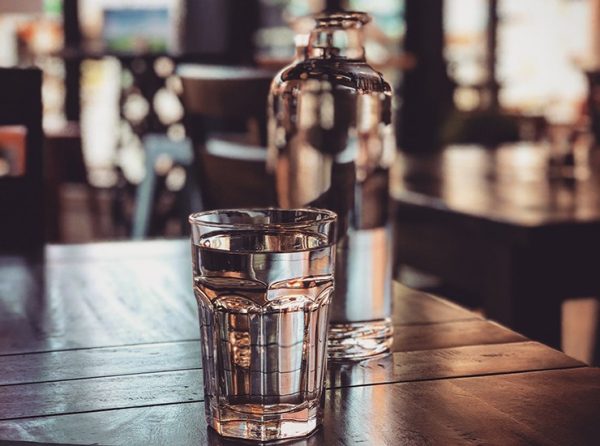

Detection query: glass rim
(314, 11), (371, 26)
(188, 208), (337, 231)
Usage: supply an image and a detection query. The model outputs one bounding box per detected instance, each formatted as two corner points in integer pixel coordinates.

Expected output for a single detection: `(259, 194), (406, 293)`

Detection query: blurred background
(1, 0), (599, 363)
(0, 0), (596, 241)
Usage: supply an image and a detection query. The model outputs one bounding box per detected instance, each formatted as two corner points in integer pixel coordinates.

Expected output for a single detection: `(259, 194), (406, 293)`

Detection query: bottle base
(208, 400), (321, 442)
(328, 318), (394, 360)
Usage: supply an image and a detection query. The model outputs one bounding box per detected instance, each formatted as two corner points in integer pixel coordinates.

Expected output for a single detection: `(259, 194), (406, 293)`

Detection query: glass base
(207, 400), (321, 442)
(328, 318), (394, 360)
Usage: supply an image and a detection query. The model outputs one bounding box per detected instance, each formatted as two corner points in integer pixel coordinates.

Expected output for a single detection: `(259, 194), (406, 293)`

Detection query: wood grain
(0, 341), (581, 421)
(1, 368), (597, 446)
(0, 370), (203, 421)
(0, 245), (197, 355)
(1, 318), (524, 386)
(0, 341), (202, 386)
(0, 242), (484, 356)
(327, 341), (582, 389)
(323, 367), (600, 446)
(392, 282), (481, 325)
(392, 319), (525, 352)
(450, 366), (600, 445)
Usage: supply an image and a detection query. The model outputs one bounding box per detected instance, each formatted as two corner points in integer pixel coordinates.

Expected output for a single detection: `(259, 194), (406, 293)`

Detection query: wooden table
(392, 144), (600, 350)
(0, 240), (599, 445)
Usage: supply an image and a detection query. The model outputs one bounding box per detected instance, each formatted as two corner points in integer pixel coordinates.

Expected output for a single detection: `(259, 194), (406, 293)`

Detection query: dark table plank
(0, 341), (581, 421)
(0, 244), (196, 355)
(324, 367), (600, 446)
(392, 319), (524, 352)
(0, 341), (202, 387)
(0, 320), (526, 387)
(391, 282), (481, 324)
(1, 367), (598, 446)
(327, 341), (582, 388)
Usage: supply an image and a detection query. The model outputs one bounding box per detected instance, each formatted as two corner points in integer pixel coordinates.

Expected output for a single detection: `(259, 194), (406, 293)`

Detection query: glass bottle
(267, 11), (395, 359)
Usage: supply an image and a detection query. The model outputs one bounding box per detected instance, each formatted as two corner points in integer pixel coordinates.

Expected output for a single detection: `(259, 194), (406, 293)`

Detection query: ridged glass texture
(190, 209), (336, 441)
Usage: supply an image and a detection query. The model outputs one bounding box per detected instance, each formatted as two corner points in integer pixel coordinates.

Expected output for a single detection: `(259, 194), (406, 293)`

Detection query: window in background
(497, 0), (590, 123)
(255, 0), (323, 63)
(348, 0), (405, 86)
(444, 0), (490, 111)
(103, 8), (171, 53)
(79, 57), (121, 187)
(348, 0), (404, 63)
(78, 0), (186, 188)
(79, 0), (182, 54)
(445, 0), (591, 122)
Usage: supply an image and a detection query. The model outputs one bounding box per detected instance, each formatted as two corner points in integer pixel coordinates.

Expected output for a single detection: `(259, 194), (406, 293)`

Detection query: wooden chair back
(178, 64), (276, 210)
(0, 68), (44, 253)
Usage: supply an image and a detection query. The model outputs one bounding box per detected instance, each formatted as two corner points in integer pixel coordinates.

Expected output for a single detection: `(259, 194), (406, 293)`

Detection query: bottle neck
(306, 26), (365, 61)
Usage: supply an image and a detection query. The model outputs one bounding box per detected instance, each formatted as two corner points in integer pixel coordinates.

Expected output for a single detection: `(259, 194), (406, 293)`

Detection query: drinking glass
(189, 208), (337, 441)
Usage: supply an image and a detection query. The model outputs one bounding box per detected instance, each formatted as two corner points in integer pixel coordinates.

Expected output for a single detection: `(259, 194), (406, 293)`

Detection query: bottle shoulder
(273, 59), (392, 94)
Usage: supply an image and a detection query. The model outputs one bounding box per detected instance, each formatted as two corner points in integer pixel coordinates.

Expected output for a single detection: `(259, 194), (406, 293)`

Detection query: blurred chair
(45, 121), (101, 242)
(178, 64), (276, 210)
(131, 134), (201, 239)
(0, 68), (44, 253)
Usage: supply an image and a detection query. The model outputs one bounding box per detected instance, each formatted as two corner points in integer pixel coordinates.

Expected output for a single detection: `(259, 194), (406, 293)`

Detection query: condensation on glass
(190, 208), (336, 441)
(268, 11), (395, 360)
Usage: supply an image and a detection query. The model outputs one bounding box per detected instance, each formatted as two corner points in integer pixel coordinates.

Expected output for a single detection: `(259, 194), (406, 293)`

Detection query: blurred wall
(0, 1), (43, 14)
